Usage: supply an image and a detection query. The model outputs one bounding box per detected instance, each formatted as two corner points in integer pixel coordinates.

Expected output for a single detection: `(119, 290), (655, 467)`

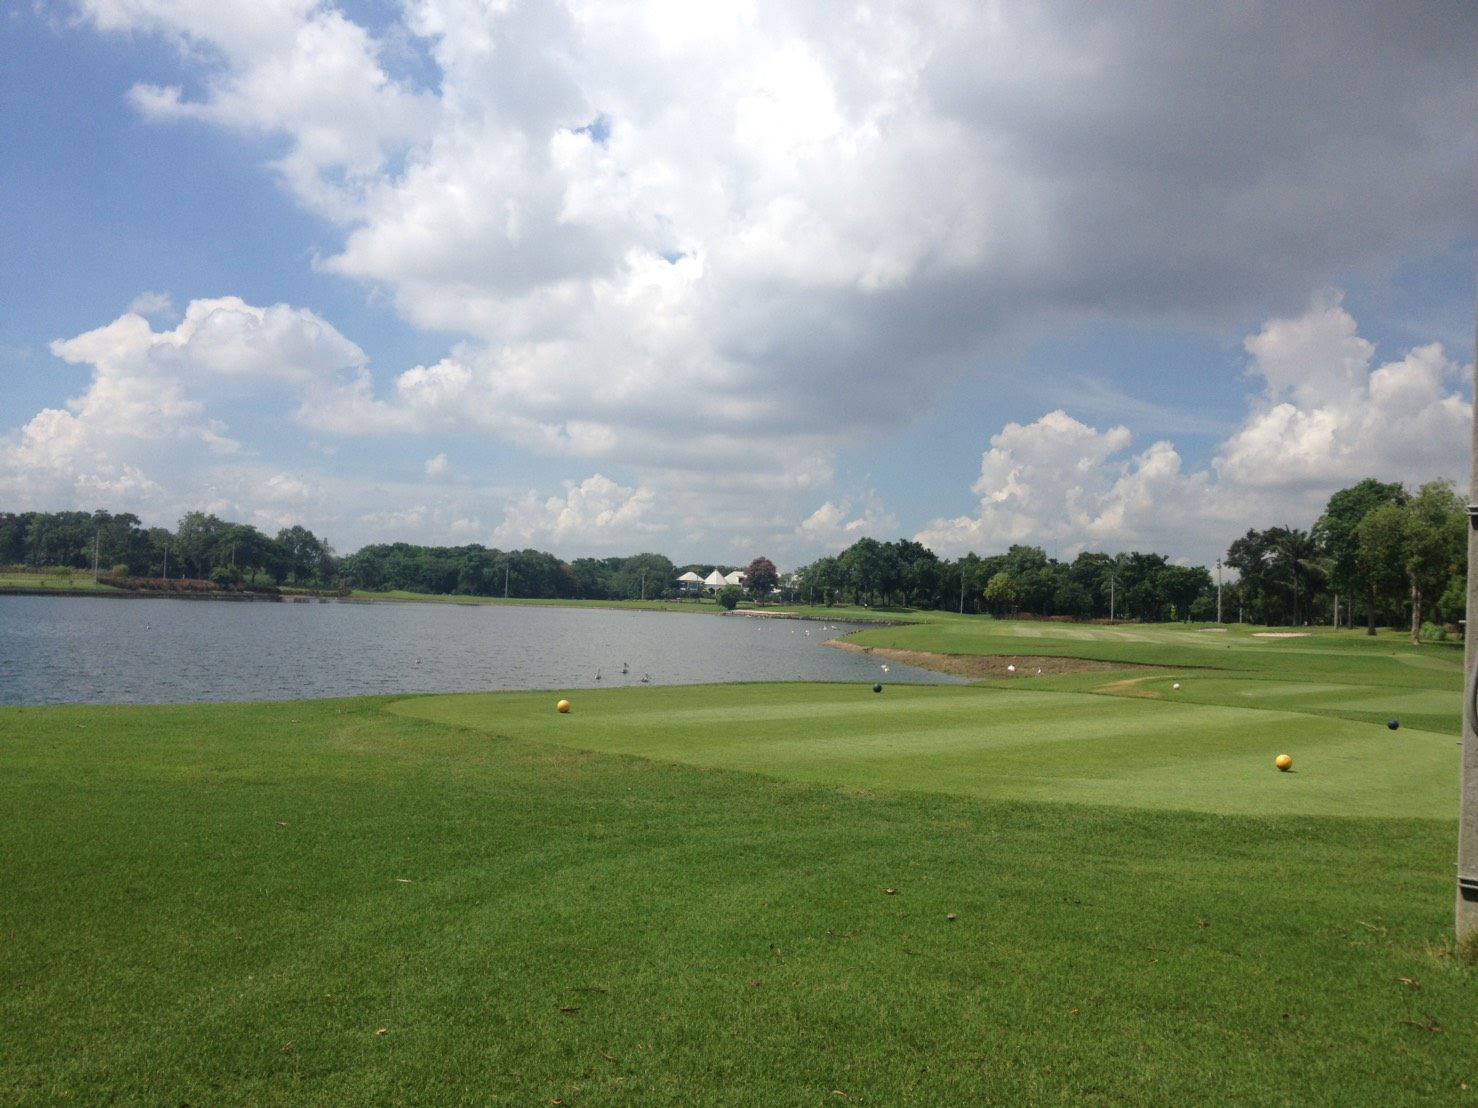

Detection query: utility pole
(640, 571), (646, 601)
(958, 569), (965, 615)
(162, 539), (168, 581)
(92, 528), (99, 581)
(1109, 572), (1115, 621)
(1216, 559), (1223, 624)
(1457, 304), (1478, 940)
(503, 564), (510, 599)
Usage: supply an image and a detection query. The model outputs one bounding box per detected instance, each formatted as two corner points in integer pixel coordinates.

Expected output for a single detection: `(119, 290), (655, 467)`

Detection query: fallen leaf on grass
(276, 821), (288, 827)
(374, 1028), (387, 1036)
(1196, 918), (1209, 929)
(946, 913), (957, 922)
(600, 1051), (619, 1062)
(884, 888), (897, 895)
(1068, 1008), (1079, 1016)
(833, 1091), (853, 1101)
(394, 878), (414, 884)
(1397, 977), (1422, 990)
(559, 1006), (580, 1014)
(1356, 920), (1388, 936)
(749, 980), (762, 989)
(282, 1043), (294, 1054)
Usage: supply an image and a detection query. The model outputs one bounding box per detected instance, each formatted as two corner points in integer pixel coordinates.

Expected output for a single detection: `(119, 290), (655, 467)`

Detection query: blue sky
(2, 1), (1474, 566)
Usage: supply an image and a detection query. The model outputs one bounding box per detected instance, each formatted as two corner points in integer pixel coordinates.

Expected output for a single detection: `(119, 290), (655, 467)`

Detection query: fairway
(2, 691), (1473, 1104)
(392, 682), (1458, 818)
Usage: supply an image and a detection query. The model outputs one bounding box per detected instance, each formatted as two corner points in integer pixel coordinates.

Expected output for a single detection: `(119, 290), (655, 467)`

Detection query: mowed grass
(850, 618), (1466, 733)
(3, 688), (1474, 1104)
(0, 569), (121, 592)
(396, 683), (1457, 819)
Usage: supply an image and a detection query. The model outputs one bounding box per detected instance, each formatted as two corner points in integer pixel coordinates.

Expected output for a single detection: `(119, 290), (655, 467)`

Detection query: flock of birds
(595, 662), (651, 683)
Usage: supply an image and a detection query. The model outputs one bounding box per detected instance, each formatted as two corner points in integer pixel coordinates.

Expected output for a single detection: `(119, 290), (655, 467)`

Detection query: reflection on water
(0, 596), (959, 705)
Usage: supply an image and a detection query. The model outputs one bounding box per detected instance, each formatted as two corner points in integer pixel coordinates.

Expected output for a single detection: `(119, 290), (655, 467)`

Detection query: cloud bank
(917, 295), (1471, 560)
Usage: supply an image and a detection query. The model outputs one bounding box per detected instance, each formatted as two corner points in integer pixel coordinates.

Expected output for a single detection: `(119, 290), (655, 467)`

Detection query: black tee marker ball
(1388, 719), (1399, 730)
(873, 683), (883, 693)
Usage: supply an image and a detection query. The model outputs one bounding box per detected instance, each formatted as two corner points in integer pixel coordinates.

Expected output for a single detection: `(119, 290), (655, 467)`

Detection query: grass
(0, 568), (122, 592)
(394, 683), (1458, 819)
(1, 616), (1471, 1102)
(851, 618), (1466, 732)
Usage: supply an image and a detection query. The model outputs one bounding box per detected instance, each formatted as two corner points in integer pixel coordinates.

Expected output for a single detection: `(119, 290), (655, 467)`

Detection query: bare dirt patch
(825, 640), (1165, 679)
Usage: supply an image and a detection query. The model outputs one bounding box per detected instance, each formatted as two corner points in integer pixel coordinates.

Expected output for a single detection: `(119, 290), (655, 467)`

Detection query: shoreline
(0, 587), (921, 625)
(823, 639), (1172, 679)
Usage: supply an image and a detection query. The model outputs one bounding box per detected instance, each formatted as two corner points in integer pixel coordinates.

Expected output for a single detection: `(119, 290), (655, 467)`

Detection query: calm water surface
(0, 596), (957, 705)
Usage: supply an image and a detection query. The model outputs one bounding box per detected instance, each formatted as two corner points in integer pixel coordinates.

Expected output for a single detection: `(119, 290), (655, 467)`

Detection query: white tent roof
(723, 570), (745, 585)
(703, 570), (728, 587)
(676, 571), (704, 583)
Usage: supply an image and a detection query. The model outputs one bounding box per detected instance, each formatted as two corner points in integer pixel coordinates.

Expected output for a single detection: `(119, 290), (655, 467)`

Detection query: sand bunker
(1251, 632), (1311, 638)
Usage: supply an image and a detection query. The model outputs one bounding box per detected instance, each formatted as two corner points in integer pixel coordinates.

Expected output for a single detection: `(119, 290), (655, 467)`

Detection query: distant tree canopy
(3, 473), (1465, 638)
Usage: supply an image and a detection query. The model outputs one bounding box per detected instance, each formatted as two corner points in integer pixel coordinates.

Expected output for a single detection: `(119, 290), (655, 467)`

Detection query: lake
(0, 596), (957, 705)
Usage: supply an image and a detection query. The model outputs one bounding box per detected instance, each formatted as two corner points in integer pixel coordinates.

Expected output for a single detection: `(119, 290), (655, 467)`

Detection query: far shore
(0, 583), (921, 625)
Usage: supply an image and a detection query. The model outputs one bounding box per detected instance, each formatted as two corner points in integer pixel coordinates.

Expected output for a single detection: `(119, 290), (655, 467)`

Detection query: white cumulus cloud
(919, 295), (1471, 562)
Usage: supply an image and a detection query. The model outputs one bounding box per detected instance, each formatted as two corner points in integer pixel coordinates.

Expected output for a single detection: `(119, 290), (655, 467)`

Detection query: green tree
(984, 571), (1017, 615)
(1312, 479), (1404, 629)
(1355, 503), (1410, 635)
(1401, 481), (1465, 644)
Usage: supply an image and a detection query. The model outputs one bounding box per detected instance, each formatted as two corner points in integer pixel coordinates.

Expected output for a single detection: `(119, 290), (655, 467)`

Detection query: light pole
(1458, 304), (1478, 940)
(1216, 559), (1223, 624)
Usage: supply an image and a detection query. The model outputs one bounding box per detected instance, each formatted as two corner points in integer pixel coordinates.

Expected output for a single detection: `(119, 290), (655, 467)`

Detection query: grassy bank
(0, 568), (122, 593)
(2, 678), (1472, 1103)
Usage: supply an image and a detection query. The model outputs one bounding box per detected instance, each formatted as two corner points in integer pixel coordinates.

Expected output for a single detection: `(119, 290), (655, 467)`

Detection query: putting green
(389, 682), (1458, 819)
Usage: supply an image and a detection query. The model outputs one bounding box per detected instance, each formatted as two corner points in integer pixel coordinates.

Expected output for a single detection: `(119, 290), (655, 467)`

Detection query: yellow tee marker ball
(1275, 753), (1292, 771)
(556, 699), (571, 713)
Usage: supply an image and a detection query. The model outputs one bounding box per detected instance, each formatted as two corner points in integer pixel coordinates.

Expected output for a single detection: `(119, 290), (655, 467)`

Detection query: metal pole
(641, 571), (646, 601)
(1457, 300), (1478, 940)
(504, 565), (510, 598)
(163, 539), (168, 581)
(1216, 559), (1223, 624)
(93, 528), (99, 581)
(959, 566), (965, 615)
(1109, 572), (1115, 621)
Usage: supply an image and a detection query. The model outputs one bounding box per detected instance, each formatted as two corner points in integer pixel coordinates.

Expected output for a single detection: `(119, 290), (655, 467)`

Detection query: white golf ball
(1007, 664), (1016, 672)
(1173, 682), (1181, 690)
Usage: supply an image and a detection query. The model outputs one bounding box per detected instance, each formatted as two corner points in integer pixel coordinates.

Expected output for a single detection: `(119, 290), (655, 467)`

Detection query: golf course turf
(2, 619), (1473, 1103)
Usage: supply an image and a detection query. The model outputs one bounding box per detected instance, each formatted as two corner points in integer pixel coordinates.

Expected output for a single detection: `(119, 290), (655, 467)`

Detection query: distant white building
(676, 568), (752, 593)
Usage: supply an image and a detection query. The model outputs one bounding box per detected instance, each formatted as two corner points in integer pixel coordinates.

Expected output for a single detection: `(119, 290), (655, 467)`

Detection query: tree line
(2, 475), (1466, 638)
(0, 510), (729, 602)
(792, 477), (1467, 641)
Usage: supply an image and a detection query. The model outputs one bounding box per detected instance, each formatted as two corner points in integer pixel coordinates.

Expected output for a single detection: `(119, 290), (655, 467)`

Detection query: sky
(1, 0), (1474, 568)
